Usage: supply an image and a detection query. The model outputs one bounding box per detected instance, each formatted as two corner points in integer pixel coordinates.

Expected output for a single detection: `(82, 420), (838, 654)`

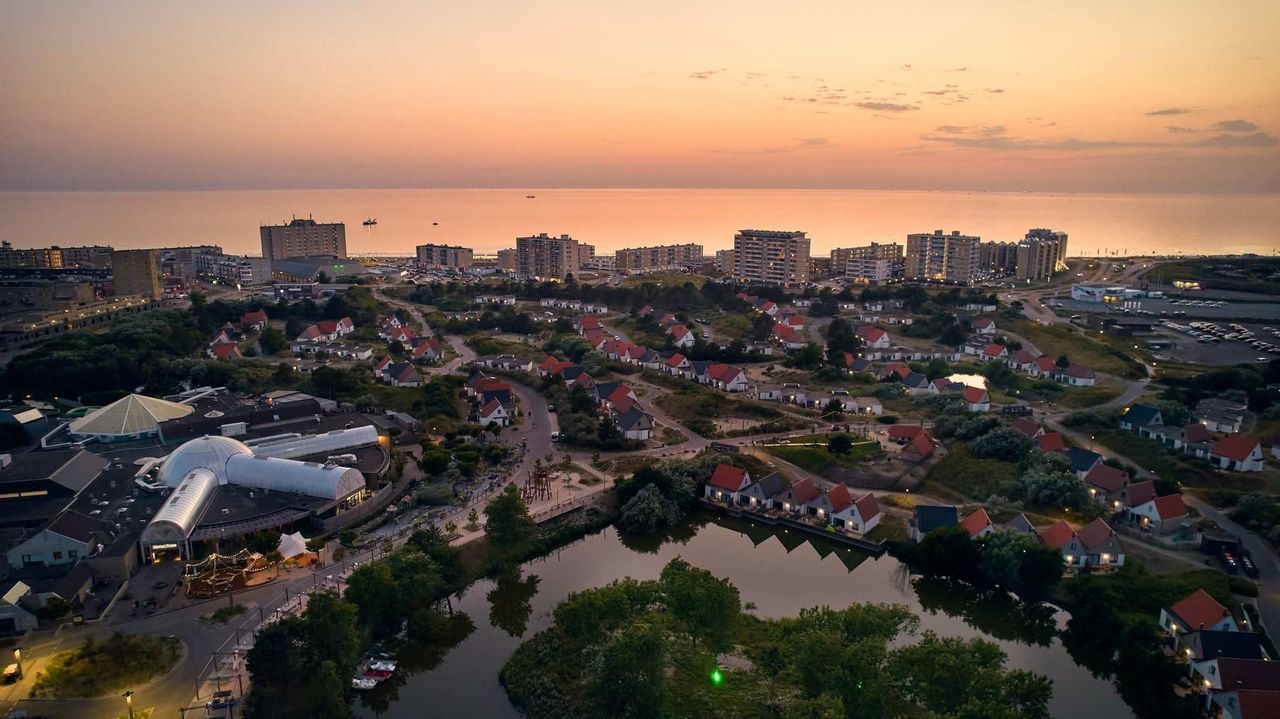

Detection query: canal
(353, 511), (1135, 718)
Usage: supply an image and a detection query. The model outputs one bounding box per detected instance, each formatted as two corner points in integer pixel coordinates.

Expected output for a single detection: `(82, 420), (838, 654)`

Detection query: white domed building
(139, 430), (375, 561)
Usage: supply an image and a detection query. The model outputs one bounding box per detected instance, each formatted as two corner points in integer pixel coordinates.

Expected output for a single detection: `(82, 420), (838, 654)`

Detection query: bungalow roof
(1168, 589), (1231, 632)
(708, 464), (748, 491)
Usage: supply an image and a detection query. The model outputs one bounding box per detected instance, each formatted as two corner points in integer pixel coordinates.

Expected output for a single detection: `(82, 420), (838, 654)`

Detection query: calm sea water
(351, 513), (1135, 719)
(1, 189), (1277, 259)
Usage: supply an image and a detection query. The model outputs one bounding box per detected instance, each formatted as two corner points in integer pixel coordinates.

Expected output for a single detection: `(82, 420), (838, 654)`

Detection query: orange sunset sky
(2, 1), (1278, 192)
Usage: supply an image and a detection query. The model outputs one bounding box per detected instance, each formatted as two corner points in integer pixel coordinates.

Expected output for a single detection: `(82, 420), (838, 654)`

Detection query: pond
(353, 511), (1134, 718)
(946, 373), (989, 389)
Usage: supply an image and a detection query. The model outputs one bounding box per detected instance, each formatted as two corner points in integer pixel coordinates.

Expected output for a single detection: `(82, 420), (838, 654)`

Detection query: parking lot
(1148, 320), (1280, 367)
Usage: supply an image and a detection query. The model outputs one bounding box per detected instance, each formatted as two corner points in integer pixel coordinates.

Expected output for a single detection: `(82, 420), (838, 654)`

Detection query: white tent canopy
(277, 531), (308, 559)
(69, 394), (194, 438)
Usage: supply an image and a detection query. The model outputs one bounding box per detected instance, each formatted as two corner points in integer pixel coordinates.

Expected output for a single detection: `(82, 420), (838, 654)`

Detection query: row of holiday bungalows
(1011, 417), (1194, 533)
(1121, 402), (1267, 472)
(540, 298), (609, 314)
(376, 315), (444, 363)
(1156, 589), (1280, 718)
(704, 464), (883, 535)
(635, 307), (699, 348)
(754, 386), (884, 414)
(534, 356), (656, 440)
(910, 503), (1129, 571)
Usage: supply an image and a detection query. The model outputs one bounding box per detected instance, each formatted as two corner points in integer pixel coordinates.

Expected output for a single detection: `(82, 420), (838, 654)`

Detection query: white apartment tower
(732, 230), (811, 286)
(904, 230), (981, 284)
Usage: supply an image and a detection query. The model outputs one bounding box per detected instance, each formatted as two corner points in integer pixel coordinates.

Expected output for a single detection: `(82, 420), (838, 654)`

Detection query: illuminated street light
(122, 690), (136, 719)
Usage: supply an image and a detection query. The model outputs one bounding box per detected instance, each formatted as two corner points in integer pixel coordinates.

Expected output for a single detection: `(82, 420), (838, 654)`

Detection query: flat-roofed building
(832, 242), (903, 285)
(496, 248), (517, 272)
(260, 217), (347, 260)
(980, 241), (1018, 274)
(733, 230), (811, 286)
(1016, 228), (1069, 281)
(615, 243), (704, 273)
(415, 244), (473, 271)
(715, 249), (735, 274)
(111, 249), (162, 299)
(905, 230), (981, 284)
(516, 233), (579, 280)
(0, 242), (113, 270)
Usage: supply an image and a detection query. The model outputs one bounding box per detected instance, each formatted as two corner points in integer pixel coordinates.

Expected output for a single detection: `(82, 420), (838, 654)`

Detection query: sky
(1, 1), (1278, 193)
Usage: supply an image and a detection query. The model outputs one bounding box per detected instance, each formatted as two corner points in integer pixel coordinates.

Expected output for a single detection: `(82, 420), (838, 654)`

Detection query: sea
(1, 189), (1278, 259)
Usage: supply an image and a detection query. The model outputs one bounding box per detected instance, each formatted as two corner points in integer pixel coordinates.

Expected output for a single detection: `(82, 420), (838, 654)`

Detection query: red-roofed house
(1013, 417), (1045, 440)
(576, 315), (602, 332)
(879, 362), (911, 381)
(806, 483), (852, 522)
(963, 386), (990, 412)
(387, 326), (416, 344)
(1010, 349), (1039, 373)
(664, 353), (690, 376)
(1210, 689), (1280, 719)
(1193, 657), (1280, 696)
(606, 385), (637, 411)
(1030, 356), (1057, 378)
(1075, 517), (1125, 569)
(888, 425), (925, 444)
(705, 464), (751, 503)
(972, 318), (996, 335)
(901, 431), (935, 461)
(477, 399), (509, 427)
(1057, 364), (1096, 387)
(772, 323), (806, 350)
(210, 342), (242, 361)
(708, 364), (748, 392)
(669, 324), (695, 348)
(582, 329), (608, 351)
(1210, 435), (1264, 472)
(779, 314), (805, 330)
(775, 478), (820, 515)
(1037, 432), (1066, 452)
(1129, 492), (1189, 534)
(372, 355), (393, 378)
(240, 309), (269, 331)
(857, 325), (890, 348)
(411, 337), (443, 362)
(836, 492), (882, 534)
(1160, 589), (1236, 639)
(317, 316), (355, 339)
(982, 343), (1009, 361)
(1084, 464), (1129, 508)
(960, 508), (995, 538)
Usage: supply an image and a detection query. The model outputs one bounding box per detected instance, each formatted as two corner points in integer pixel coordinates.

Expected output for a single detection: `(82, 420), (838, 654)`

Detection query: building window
(53, 551), (63, 560)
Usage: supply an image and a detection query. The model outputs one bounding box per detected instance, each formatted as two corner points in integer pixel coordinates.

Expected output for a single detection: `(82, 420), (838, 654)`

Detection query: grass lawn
(610, 317), (669, 348)
(653, 386), (787, 437)
(203, 603), (247, 624)
(759, 434), (883, 474)
(1058, 377), (1126, 409)
(31, 633), (181, 698)
(1011, 319), (1146, 379)
(921, 444), (1018, 501)
(707, 311), (754, 343)
(1093, 429), (1272, 494)
(619, 272), (708, 288)
(866, 513), (908, 542)
(465, 336), (545, 362)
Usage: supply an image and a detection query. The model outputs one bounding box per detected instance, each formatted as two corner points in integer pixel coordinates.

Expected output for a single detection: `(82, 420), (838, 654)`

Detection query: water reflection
(354, 612), (476, 714)
(913, 577), (1057, 646)
(486, 564), (541, 638)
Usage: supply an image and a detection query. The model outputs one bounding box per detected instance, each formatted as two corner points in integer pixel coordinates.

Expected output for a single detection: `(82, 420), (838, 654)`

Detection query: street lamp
(122, 690), (136, 719)
(12, 648), (21, 678)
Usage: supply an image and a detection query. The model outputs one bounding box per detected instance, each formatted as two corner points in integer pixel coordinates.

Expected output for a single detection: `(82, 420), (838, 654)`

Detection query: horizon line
(2, 185), (1279, 196)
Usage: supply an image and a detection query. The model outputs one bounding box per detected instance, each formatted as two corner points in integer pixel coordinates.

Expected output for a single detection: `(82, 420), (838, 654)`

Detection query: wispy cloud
(933, 125), (1006, 137)
(688, 68), (727, 80)
(1193, 132), (1278, 148)
(945, 67), (967, 72)
(854, 101), (918, 112)
(713, 137), (837, 155)
(1144, 107), (1197, 116)
(921, 132), (1165, 152)
(985, 88), (1005, 94)
(1165, 126), (1197, 133)
(1212, 119), (1259, 132)
(901, 64), (913, 71)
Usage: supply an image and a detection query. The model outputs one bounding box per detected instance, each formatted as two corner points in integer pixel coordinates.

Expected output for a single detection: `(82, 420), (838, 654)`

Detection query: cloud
(688, 68), (727, 80)
(945, 67), (967, 72)
(901, 64), (912, 70)
(1144, 107), (1197, 116)
(1165, 126), (1197, 133)
(921, 133), (1166, 152)
(1193, 132), (1278, 148)
(985, 88), (1004, 93)
(854, 101), (918, 112)
(1212, 119), (1259, 132)
(933, 125), (1007, 138)
(713, 137), (837, 155)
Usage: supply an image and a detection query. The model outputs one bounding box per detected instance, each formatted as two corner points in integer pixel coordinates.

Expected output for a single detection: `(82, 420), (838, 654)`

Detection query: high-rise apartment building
(194, 253), (272, 285)
(715, 249), (735, 274)
(111, 249), (162, 299)
(614, 244), (704, 273)
(516, 233), (580, 280)
(259, 217), (347, 260)
(831, 242), (904, 285)
(576, 243), (595, 271)
(415, 244), (474, 271)
(1016, 229), (1069, 281)
(732, 230), (811, 286)
(904, 230), (981, 284)
(0, 242), (114, 270)
(979, 241), (1018, 274)
(496, 248), (517, 272)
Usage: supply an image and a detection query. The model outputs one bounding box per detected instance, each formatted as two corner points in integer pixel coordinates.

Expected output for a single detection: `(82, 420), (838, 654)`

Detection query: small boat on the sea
(352, 677), (379, 690)
(363, 218), (377, 226)
(525, 194), (536, 199)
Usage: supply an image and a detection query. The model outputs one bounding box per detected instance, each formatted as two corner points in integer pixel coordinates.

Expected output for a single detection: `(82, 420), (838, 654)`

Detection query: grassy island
(30, 633), (181, 698)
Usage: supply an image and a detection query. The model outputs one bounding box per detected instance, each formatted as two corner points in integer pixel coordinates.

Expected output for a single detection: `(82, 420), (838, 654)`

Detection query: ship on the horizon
(363, 218), (377, 226)
(525, 194), (536, 199)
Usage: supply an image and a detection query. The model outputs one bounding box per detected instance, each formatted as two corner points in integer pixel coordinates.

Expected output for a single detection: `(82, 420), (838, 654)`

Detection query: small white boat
(369, 660), (397, 672)
(352, 677), (379, 690)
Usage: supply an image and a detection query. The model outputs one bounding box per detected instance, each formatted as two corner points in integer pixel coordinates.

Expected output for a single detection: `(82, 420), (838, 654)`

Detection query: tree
(827, 433), (854, 455)
(344, 561), (402, 638)
(619, 484), (680, 535)
(1056, 353), (1070, 368)
(820, 398), (845, 421)
(587, 620), (667, 719)
(978, 531), (1063, 601)
(885, 632), (1052, 719)
(787, 343), (825, 370)
(659, 558), (740, 653)
(969, 427), (1033, 462)
(938, 323), (967, 347)
(913, 527), (983, 586)
(487, 564), (541, 638)
(484, 484), (536, 549)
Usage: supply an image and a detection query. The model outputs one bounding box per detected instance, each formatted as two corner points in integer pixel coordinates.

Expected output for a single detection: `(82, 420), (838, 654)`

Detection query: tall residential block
(979, 241), (1018, 274)
(831, 242), (904, 285)
(496, 248), (517, 272)
(259, 217), (347, 260)
(1016, 229), (1069, 281)
(516, 233), (579, 280)
(0, 242), (114, 269)
(415, 244), (474, 271)
(576, 243), (596, 271)
(715, 249), (735, 274)
(111, 249), (162, 299)
(614, 243), (704, 273)
(904, 230), (981, 284)
(732, 230), (811, 286)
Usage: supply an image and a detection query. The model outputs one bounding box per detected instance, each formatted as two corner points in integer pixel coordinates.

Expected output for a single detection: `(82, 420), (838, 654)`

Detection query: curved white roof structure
(69, 394), (194, 440)
(226, 455), (365, 499)
(251, 426), (379, 460)
(140, 468), (220, 545)
(157, 435), (253, 488)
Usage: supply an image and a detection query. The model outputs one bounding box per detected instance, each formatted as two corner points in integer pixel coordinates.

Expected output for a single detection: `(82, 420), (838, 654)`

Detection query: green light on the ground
(710, 669), (723, 686)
